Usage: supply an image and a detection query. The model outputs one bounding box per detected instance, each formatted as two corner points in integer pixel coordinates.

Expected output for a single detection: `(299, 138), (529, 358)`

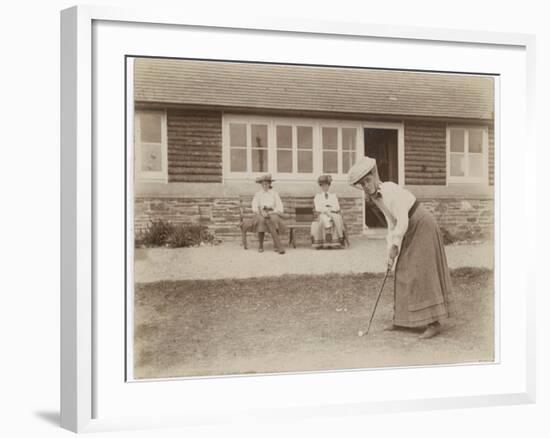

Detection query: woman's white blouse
(314, 192), (340, 213)
(251, 190), (284, 214)
(375, 182), (416, 250)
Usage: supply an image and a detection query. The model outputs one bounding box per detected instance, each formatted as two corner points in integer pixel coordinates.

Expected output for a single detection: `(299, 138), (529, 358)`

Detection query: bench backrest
(295, 206), (315, 223)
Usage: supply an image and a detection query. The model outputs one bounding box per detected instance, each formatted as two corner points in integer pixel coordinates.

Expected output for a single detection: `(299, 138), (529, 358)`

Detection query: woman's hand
(387, 244), (399, 270)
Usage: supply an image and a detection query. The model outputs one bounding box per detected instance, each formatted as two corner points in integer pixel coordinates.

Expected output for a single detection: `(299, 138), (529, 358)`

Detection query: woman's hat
(317, 175), (332, 185)
(347, 156), (377, 187)
(255, 173), (274, 183)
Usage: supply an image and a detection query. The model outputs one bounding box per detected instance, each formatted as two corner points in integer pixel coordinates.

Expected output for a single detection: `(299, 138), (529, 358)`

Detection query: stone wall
(420, 197), (494, 241)
(134, 195), (364, 242)
(134, 195), (493, 243)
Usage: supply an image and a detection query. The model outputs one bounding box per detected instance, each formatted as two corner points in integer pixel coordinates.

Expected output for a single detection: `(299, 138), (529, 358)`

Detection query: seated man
(311, 175), (345, 249)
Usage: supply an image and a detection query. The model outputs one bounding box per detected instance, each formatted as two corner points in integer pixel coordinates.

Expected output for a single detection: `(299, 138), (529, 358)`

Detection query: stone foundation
(134, 196), (493, 242)
(420, 198), (494, 241)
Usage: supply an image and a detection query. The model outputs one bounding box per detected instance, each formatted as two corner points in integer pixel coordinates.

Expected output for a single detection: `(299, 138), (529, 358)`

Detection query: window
(224, 115), (359, 179)
(297, 126), (313, 173)
(322, 127), (338, 173)
(448, 127), (488, 183)
(251, 124), (268, 172)
(342, 128), (357, 174)
(321, 126), (359, 175)
(229, 123), (247, 172)
(276, 125), (292, 173)
(135, 110), (167, 182)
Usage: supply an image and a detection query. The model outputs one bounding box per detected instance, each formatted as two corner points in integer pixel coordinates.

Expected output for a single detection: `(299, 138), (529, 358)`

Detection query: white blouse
(314, 192), (341, 213)
(372, 182), (416, 251)
(251, 189), (284, 214)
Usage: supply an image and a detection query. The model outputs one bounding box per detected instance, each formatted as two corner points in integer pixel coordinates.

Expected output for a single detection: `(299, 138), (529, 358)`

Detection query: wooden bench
(240, 199), (350, 249)
(288, 207), (315, 249)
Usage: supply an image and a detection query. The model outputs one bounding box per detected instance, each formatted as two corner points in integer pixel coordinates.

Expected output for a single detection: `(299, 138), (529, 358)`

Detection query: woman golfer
(348, 157), (452, 339)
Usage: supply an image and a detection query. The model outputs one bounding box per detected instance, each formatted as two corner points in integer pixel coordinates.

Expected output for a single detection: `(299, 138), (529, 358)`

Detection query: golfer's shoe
(419, 322), (442, 339)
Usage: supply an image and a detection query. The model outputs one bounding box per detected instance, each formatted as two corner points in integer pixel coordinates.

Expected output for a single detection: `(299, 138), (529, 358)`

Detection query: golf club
(358, 265), (392, 338)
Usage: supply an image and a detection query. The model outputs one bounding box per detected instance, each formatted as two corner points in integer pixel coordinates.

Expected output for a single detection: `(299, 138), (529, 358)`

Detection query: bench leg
(290, 229), (296, 248)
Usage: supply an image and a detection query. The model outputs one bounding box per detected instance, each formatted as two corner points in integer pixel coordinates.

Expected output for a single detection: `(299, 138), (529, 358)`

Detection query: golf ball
(358, 330), (364, 337)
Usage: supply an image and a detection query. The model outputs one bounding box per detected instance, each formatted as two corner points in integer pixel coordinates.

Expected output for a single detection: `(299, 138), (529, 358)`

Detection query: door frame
(360, 121), (405, 233)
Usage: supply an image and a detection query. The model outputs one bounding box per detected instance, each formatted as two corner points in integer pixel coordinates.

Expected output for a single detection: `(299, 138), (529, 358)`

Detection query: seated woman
(311, 175), (345, 249)
(251, 174), (286, 254)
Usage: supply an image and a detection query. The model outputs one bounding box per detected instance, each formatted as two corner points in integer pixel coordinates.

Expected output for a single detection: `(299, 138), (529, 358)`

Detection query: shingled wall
(404, 120), (495, 186)
(404, 121), (447, 185)
(167, 109), (222, 183)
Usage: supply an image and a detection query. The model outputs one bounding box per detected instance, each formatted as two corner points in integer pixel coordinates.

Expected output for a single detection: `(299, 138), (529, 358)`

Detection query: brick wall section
(167, 110), (222, 183)
(135, 196), (493, 242)
(404, 121), (447, 185)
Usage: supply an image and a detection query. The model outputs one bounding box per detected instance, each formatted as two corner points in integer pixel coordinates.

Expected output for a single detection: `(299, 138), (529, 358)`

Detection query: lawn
(133, 268), (494, 379)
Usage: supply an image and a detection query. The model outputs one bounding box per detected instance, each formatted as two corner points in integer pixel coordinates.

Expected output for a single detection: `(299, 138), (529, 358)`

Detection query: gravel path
(134, 236), (494, 283)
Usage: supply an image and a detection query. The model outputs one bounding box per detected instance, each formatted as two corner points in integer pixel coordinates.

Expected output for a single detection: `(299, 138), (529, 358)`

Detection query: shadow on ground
(34, 411), (59, 427)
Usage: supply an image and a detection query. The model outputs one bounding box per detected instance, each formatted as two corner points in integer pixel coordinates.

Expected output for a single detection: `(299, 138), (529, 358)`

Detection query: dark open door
(364, 128), (399, 228)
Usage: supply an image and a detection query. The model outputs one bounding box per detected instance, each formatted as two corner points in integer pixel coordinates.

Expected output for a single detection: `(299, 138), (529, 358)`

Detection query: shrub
(168, 224), (215, 248)
(137, 219), (175, 247)
(440, 227), (457, 245)
(136, 220), (216, 248)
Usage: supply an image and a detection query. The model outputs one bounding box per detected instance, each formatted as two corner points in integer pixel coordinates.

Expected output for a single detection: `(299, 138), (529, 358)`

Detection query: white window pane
(323, 151), (338, 173)
(298, 151), (313, 173)
(322, 127), (337, 150)
(469, 154), (484, 177)
(469, 129), (483, 153)
(277, 150), (293, 173)
(252, 149), (268, 172)
(251, 124), (268, 149)
(230, 123), (246, 147)
(342, 151), (355, 174)
(140, 113), (162, 143)
(297, 126), (312, 149)
(276, 126), (292, 149)
(141, 144), (162, 171)
(450, 153), (465, 177)
(342, 128), (356, 151)
(230, 149), (246, 172)
(450, 129), (465, 152)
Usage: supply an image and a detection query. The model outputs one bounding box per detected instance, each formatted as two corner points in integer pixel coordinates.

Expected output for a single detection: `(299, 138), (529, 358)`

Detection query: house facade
(133, 58), (495, 241)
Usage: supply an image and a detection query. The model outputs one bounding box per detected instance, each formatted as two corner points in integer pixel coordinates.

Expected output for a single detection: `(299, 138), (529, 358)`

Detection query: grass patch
(137, 268), (493, 290)
(134, 269), (494, 379)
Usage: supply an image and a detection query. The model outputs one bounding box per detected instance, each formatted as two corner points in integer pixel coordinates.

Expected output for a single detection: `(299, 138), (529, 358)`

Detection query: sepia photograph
(129, 57), (495, 380)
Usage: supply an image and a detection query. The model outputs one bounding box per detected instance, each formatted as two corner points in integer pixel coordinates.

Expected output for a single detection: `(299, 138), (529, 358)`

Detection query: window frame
(274, 123), (295, 174)
(223, 114), (362, 181)
(134, 109), (168, 183)
(446, 125), (489, 184)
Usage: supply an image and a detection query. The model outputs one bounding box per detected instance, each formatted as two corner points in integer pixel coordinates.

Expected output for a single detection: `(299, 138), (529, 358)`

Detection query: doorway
(363, 128), (399, 229)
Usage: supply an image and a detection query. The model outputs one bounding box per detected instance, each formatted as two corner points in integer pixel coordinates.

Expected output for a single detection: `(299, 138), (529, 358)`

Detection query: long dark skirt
(393, 204), (453, 328)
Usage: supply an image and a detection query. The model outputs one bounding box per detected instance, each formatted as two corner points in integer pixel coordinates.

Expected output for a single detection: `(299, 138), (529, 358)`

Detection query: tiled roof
(134, 58), (494, 120)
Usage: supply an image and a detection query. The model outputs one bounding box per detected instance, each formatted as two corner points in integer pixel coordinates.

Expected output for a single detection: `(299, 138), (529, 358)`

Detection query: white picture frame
(60, 5), (536, 433)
